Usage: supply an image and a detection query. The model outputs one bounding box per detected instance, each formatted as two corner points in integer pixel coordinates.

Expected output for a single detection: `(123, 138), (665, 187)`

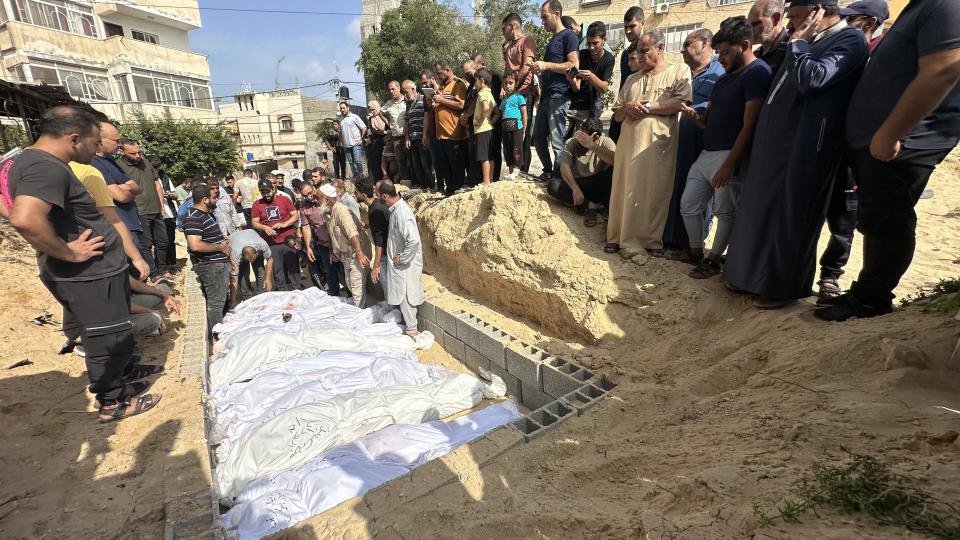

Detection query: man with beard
(251, 179), (300, 291)
(431, 60), (468, 195)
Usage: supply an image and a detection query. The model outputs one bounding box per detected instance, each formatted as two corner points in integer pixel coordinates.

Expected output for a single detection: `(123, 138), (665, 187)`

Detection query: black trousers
(333, 148), (347, 179)
(270, 243), (302, 291)
(547, 169), (613, 207)
(409, 142), (434, 189)
(368, 136), (385, 182)
(138, 212), (170, 277)
(819, 167), (858, 281)
(437, 139), (466, 195)
(45, 271), (135, 404)
(849, 145), (952, 306)
(164, 217), (177, 267)
(489, 125), (503, 181)
(520, 108), (534, 173)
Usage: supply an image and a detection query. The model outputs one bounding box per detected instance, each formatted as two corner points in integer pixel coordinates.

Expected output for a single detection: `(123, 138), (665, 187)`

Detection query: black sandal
(583, 208), (599, 227)
(604, 243), (620, 254)
(646, 249), (665, 258)
(99, 394), (161, 424)
(93, 380), (153, 409)
(689, 259), (722, 279)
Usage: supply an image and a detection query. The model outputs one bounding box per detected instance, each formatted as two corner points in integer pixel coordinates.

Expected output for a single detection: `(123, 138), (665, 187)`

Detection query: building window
(29, 62), (113, 100)
(131, 29), (159, 44)
(291, 160), (299, 169)
(663, 23), (704, 53)
(278, 115), (294, 132)
(103, 22), (123, 37)
(130, 70), (213, 110)
(16, 0), (98, 38)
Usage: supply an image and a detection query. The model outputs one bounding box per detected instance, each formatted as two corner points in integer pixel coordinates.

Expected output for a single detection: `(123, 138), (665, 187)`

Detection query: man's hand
(262, 227), (278, 237)
(578, 69), (595, 83)
(710, 163), (734, 188)
(219, 240), (231, 255)
(271, 223), (283, 230)
(306, 245), (316, 262)
(263, 278), (273, 292)
(572, 187), (586, 206)
(790, 6), (823, 42)
(163, 295), (181, 315)
(393, 254), (401, 267)
(132, 257), (150, 281)
(405, 139), (411, 150)
(353, 137), (362, 145)
(357, 251), (370, 268)
(371, 264), (380, 283)
(869, 130), (902, 162)
(67, 229), (105, 263)
(331, 252), (339, 263)
(680, 104), (699, 121)
(529, 60), (544, 75)
(573, 130), (596, 151)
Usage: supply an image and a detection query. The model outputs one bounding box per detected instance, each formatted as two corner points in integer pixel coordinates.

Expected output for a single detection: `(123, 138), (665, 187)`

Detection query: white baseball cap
(271, 169), (284, 176)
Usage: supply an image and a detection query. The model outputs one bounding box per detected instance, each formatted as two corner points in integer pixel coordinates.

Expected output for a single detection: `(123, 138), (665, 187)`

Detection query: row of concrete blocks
(417, 301), (616, 442)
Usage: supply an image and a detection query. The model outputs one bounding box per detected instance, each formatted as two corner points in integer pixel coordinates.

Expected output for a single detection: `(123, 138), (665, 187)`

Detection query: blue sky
(190, 0), (477, 105)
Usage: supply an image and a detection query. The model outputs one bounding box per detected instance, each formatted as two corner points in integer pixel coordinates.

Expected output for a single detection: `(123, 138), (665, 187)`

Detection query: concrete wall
(98, 13), (191, 50)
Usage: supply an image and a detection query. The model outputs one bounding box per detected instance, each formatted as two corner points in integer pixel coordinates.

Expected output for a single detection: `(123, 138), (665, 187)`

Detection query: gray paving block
(506, 343), (549, 388)
(477, 326), (512, 369)
(538, 400), (576, 424)
(455, 314), (481, 351)
(443, 332), (465, 361)
(541, 358), (585, 399)
(488, 361), (521, 399)
(562, 385), (605, 416)
(521, 382), (553, 411)
(436, 308), (459, 335)
(420, 301), (437, 323)
(462, 345), (490, 375)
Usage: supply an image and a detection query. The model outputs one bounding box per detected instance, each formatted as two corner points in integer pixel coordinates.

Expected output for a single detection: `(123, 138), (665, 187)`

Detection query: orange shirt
(435, 77), (468, 141)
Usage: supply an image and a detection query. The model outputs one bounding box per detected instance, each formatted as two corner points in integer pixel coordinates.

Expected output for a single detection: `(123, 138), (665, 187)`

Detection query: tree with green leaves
(312, 118), (335, 141)
(119, 112), (240, 183)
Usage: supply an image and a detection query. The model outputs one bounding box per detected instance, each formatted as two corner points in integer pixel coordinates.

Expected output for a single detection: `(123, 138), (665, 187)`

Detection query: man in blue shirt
(529, 0), (579, 180)
(608, 6), (646, 143)
(92, 121), (142, 258)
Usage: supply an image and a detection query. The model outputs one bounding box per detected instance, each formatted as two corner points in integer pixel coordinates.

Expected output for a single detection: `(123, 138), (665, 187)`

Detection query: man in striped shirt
(403, 80), (433, 188)
(183, 182), (232, 331)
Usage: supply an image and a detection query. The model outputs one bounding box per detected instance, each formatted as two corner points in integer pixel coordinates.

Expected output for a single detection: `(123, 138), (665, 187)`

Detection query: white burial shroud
(221, 402), (520, 540)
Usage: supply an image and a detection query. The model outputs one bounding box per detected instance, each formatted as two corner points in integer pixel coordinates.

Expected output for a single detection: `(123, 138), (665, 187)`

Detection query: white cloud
(347, 16), (362, 37)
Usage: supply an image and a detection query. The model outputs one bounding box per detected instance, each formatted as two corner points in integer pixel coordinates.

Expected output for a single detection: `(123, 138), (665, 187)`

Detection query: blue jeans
(533, 93), (571, 177)
(345, 145), (364, 179)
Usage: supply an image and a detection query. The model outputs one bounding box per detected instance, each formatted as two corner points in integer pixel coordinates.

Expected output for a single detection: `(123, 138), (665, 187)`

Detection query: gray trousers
(194, 261), (230, 331)
(393, 298), (418, 331)
(680, 150), (741, 255)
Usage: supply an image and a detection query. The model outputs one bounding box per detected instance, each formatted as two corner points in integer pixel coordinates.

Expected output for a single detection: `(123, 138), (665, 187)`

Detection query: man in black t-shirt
(7, 105), (160, 423)
(357, 181), (390, 304)
(567, 22), (615, 136)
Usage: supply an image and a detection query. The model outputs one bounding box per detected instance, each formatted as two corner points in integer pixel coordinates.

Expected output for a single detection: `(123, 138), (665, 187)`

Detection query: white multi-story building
(359, 0), (400, 102)
(0, 0), (214, 122)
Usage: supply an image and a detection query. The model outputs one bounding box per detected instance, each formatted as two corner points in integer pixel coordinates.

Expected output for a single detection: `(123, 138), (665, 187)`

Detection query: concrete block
(424, 320), (442, 344)
(562, 385), (605, 416)
(420, 301), (437, 323)
(455, 314), (481, 351)
(477, 325), (512, 369)
(506, 343), (549, 388)
(462, 346), (490, 375)
(436, 308), (459, 335)
(443, 332), (465, 361)
(416, 313), (426, 332)
(521, 382), (553, 411)
(488, 361), (522, 399)
(541, 358), (585, 399)
(592, 376), (617, 392)
(538, 400), (576, 424)
(511, 416), (542, 443)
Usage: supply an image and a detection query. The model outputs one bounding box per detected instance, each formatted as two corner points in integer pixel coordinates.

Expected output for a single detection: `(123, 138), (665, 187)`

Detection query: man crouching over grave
(380, 180), (424, 337)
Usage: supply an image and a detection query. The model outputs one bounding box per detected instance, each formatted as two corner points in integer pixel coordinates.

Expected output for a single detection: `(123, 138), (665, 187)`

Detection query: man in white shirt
(339, 102), (367, 180)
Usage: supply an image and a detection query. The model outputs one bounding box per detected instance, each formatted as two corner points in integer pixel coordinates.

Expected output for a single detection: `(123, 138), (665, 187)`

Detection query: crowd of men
(350, 0), (957, 320)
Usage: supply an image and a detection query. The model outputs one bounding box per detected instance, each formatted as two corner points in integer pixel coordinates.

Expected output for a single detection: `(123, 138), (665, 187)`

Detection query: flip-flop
(583, 208), (599, 227)
(99, 394), (161, 424)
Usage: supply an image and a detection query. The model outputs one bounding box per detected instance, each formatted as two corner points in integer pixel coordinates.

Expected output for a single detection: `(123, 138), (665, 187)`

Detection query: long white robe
(385, 199), (425, 306)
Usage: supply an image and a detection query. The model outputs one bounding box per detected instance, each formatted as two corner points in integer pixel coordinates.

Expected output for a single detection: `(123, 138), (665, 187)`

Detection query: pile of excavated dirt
(284, 155), (960, 539)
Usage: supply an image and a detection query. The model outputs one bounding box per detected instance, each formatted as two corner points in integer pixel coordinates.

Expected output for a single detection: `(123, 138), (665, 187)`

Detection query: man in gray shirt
(384, 80), (409, 182)
(229, 228), (272, 306)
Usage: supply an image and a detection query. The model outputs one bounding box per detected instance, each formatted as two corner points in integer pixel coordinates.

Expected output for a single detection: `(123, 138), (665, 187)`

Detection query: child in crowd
(493, 70), (527, 181)
(471, 68), (496, 188)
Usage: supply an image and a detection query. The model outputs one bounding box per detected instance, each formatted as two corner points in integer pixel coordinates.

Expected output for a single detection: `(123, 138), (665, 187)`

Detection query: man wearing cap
(270, 170), (296, 201)
(840, 0), (888, 52)
(816, 0), (960, 321)
(251, 179), (301, 291)
(724, 0), (869, 309)
(320, 183), (370, 306)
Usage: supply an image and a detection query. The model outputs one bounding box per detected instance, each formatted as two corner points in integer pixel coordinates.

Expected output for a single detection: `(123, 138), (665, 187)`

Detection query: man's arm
(712, 99), (764, 187)
(301, 222), (315, 261)
(263, 256), (273, 291)
(535, 48), (579, 75)
(9, 196), (104, 262)
(396, 218), (421, 265)
(871, 47), (960, 161)
(559, 163), (585, 205)
(100, 205), (149, 280)
(107, 180), (140, 203)
(185, 233), (229, 254)
(278, 209), (299, 229)
(230, 275), (239, 307)
(130, 275), (180, 313)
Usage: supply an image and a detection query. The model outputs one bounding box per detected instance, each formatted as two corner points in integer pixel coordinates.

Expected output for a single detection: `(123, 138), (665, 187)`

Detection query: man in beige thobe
(607, 29), (692, 263)
(320, 184), (370, 306)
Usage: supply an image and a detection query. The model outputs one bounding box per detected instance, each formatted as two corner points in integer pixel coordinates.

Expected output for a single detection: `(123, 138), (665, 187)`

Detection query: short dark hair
(542, 0), (562, 15)
(119, 138), (138, 147)
(38, 105), (100, 138)
(420, 69), (435, 79)
(586, 21), (606, 39)
(625, 43), (638, 56)
(503, 70), (519, 82)
(624, 6), (645, 23)
(356, 181), (374, 199)
(580, 117), (604, 137)
(191, 182), (211, 203)
(561, 15), (576, 29)
(502, 12), (522, 26)
(379, 179), (398, 197)
(712, 16), (754, 47)
(823, 6), (840, 17)
(311, 166), (324, 174)
(224, 174), (234, 181)
(181, 178), (194, 188)
(243, 168), (253, 176)
(474, 68), (493, 86)
(435, 59), (452, 70)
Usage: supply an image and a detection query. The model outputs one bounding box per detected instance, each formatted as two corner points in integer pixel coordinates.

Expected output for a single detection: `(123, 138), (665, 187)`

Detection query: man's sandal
(99, 394), (161, 424)
(93, 380), (154, 409)
(689, 259), (722, 279)
(583, 208), (599, 227)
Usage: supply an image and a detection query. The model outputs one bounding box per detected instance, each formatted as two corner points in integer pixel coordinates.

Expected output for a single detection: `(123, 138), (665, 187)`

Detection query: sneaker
(814, 295), (893, 322)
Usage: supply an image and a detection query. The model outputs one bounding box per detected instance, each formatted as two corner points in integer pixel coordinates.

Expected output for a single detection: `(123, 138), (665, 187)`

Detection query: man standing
(93, 121), (143, 265)
(297, 182), (339, 297)
(8, 106), (160, 423)
(251, 179), (300, 291)
(403, 80), (432, 189)
(321, 183), (370, 305)
(358, 182), (390, 300)
(381, 180), (425, 337)
(547, 117), (615, 226)
(212, 182), (246, 237)
(501, 12), (538, 172)
(609, 6), (646, 143)
(432, 60), (469, 195)
(529, 0), (579, 180)
(182, 183), (232, 330)
(116, 139), (170, 280)
(607, 32), (692, 261)
(327, 121), (347, 180)
(748, 0), (789, 72)
(472, 54), (503, 181)
(724, 0), (869, 309)
(679, 16), (773, 279)
(384, 81), (409, 182)
(815, 0), (960, 321)
(228, 228), (272, 307)
(150, 155), (179, 269)
(664, 28), (726, 252)
(338, 102), (367, 179)
(235, 168), (258, 224)
(568, 23), (614, 132)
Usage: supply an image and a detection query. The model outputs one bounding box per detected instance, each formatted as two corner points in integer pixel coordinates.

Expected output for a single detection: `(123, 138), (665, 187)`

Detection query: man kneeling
(546, 117), (615, 227)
